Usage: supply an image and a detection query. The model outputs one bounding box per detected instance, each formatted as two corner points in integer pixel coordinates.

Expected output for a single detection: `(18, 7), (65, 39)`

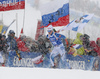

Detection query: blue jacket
(6, 35), (18, 51)
(47, 32), (66, 46)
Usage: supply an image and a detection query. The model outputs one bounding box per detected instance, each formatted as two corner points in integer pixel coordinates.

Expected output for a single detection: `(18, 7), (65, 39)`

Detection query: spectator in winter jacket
(73, 33), (85, 55)
(6, 30), (22, 62)
(89, 41), (98, 56)
(0, 34), (9, 66)
(0, 34), (5, 51)
(83, 34), (90, 49)
(6, 30), (18, 51)
(17, 35), (30, 52)
(95, 38), (100, 57)
(1, 35), (8, 53)
(0, 34), (6, 66)
(37, 36), (52, 54)
(30, 40), (39, 52)
(25, 37), (34, 51)
(82, 34), (97, 56)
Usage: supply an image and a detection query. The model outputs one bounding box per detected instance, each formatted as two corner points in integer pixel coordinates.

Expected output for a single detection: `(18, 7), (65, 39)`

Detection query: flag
(1, 25), (9, 34)
(0, 25), (3, 33)
(19, 28), (24, 38)
(0, 0), (25, 11)
(32, 55), (45, 64)
(20, 28), (23, 35)
(71, 44), (83, 57)
(72, 44), (83, 49)
(39, 0), (69, 28)
(60, 14), (94, 32)
(1, 20), (15, 35)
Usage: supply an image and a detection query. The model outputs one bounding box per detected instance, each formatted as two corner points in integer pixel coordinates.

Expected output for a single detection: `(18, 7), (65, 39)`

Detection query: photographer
(37, 36), (52, 54)
(83, 34), (97, 56)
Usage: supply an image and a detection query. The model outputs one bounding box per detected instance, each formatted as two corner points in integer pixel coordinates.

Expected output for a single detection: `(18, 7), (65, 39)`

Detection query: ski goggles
(47, 30), (52, 32)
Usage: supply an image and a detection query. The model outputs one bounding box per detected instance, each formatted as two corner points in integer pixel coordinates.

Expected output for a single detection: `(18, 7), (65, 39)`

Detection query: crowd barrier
(6, 51), (100, 70)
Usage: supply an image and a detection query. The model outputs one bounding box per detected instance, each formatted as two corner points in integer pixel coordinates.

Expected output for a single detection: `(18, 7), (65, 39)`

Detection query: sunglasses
(47, 30), (52, 32)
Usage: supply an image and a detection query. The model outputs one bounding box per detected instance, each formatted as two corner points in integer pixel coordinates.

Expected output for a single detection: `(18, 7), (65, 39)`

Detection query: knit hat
(47, 25), (53, 32)
(9, 30), (15, 34)
(20, 35), (26, 40)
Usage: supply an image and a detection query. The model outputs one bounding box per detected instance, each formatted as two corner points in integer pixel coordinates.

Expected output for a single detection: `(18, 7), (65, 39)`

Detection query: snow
(90, 0), (100, 7)
(0, 67), (100, 79)
(0, 0), (100, 79)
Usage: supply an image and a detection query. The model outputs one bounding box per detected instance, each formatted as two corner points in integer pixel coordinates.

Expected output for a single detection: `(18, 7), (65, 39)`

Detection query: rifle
(16, 51), (22, 60)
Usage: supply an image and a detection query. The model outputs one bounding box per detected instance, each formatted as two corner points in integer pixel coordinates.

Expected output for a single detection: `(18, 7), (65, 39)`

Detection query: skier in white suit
(46, 25), (71, 68)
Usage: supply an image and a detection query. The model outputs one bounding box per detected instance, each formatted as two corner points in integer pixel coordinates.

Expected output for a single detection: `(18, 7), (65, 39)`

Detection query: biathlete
(46, 25), (71, 68)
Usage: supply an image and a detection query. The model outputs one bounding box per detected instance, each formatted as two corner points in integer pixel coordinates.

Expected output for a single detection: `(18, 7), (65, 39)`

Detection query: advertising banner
(7, 51), (100, 71)
(0, 0), (25, 11)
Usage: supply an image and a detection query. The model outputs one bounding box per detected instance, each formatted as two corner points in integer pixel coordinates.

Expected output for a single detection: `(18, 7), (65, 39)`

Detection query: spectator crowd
(0, 29), (100, 67)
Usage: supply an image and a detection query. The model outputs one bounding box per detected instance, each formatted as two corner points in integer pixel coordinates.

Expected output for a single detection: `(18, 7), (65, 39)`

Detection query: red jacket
(90, 41), (96, 49)
(17, 41), (30, 52)
(89, 41), (98, 53)
(16, 37), (21, 42)
(95, 45), (100, 56)
(94, 38), (100, 56)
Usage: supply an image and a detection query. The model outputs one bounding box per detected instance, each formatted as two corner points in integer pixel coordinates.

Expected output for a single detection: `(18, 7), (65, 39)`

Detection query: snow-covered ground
(0, 67), (100, 79)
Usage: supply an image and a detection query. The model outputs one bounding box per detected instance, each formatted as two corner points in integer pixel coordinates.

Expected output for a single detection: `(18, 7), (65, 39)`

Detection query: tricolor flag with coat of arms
(39, 0), (69, 28)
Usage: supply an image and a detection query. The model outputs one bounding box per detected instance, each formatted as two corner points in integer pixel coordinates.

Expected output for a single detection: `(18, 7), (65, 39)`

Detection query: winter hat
(47, 25), (53, 31)
(84, 34), (90, 39)
(9, 30), (15, 34)
(96, 37), (100, 44)
(20, 35), (26, 40)
(97, 38), (100, 41)
(2, 35), (6, 38)
(0, 33), (2, 39)
(38, 38), (44, 42)
(90, 41), (96, 47)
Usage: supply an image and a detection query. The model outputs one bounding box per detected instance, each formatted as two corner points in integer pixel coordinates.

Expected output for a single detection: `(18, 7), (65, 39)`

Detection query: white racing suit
(47, 32), (71, 68)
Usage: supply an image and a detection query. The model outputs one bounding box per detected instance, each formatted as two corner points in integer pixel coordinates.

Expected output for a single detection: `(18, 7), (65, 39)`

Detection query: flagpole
(0, 13), (3, 34)
(83, 0), (86, 34)
(68, 30), (70, 43)
(16, 13), (18, 37)
(44, 27), (47, 36)
(83, 8), (85, 34)
(2, 13), (3, 25)
(23, 4), (26, 35)
(84, 0), (88, 34)
(68, 0), (70, 43)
